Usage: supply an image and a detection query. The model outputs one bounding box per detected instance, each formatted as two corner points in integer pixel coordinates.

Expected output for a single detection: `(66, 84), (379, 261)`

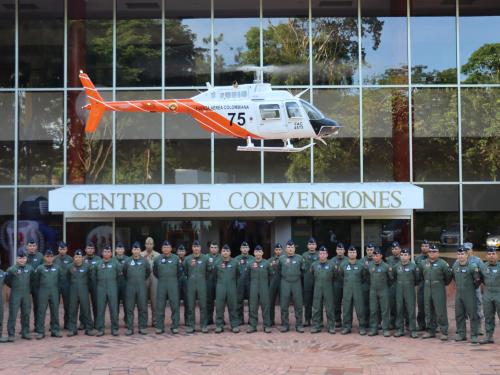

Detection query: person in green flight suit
(452, 245), (481, 343)
(414, 239), (430, 331)
(54, 241), (73, 330)
(25, 238), (43, 332)
(276, 240), (306, 333)
(94, 245), (122, 337)
(213, 244), (241, 334)
(310, 246), (337, 334)
(302, 238), (319, 327)
(235, 241), (255, 325)
(338, 245), (367, 336)
(123, 242), (150, 336)
(154, 240), (183, 334)
(479, 247), (500, 344)
(268, 243), (283, 327)
(421, 243), (452, 341)
(184, 240), (212, 333)
(361, 242), (376, 326)
(80, 241), (101, 330)
(206, 241), (221, 325)
(66, 249), (95, 337)
(367, 247), (395, 337)
(112, 242), (128, 325)
(394, 247), (420, 339)
(386, 241), (402, 330)
(246, 245), (273, 333)
(332, 242), (348, 327)
(5, 250), (33, 341)
(33, 249), (63, 340)
(176, 245), (189, 326)
(0, 262), (5, 343)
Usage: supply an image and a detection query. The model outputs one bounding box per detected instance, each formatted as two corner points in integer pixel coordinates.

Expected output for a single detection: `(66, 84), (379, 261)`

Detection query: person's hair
(145, 237), (154, 244)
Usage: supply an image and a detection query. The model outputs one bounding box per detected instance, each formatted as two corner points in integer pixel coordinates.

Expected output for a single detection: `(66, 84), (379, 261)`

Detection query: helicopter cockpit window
(300, 99), (325, 120)
(259, 104), (281, 120)
(286, 102), (302, 118)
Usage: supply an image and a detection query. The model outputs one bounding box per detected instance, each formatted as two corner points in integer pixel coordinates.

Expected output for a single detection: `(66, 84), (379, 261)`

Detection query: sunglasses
(429, 250), (439, 253)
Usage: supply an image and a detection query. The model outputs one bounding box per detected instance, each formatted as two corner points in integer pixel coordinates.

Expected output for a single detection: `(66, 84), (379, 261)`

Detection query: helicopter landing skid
(237, 137), (315, 152)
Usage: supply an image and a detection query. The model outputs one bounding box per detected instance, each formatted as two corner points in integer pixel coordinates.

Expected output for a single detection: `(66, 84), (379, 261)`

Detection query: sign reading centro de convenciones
(48, 183), (423, 213)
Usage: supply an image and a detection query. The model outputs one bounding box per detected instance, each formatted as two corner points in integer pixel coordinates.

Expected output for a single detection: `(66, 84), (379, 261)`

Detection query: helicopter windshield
(300, 99), (325, 120)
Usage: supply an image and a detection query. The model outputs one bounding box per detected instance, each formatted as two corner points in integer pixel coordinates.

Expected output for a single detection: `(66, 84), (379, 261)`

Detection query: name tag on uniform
(325, 266), (330, 270)
(377, 269), (382, 273)
(24, 270), (29, 273)
(64, 261), (69, 264)
(462, 269), (467, 273)
(292, 261), (297, 264)
(260, 265), (264, 268)
(433, 264), (438, 267)
(33, 259), (38, 262)
(354, 266), (359, 270)
(137, 262), (142, 265)
(494, 270), (498, 273)
(227, 265), (232, 268)
(168, 260), (172, 264)
(209, 258), (213, 262)
(0, 275), (3, 278)
(107, 265), (112, 268)
(197, 261), (202, 264)
(313, 257), (318, 260)
(91, 261), (97, 264)
(404, 269), (410, 272)
(51, 268), (56, 271)
(131, 260), (135, 265)
(162, 259), (166, 263)
(79, 269), (84, 273)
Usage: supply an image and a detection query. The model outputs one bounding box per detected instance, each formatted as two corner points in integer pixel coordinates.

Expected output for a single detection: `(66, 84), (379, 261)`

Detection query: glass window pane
(364, 219), (410, 260)
(19, 0), (64, 88)
(68, 0), (113, 88)
(66, 221), (114, 257)
(412, 87), (458, 182)
(0, 189), (14, 267)
(214, 135), (260, 184)
(363, 88), (409, 182)
(116, 1), (162, 87)
(67, 90), (113, 184)
(115, 90), (162, 184)
(361, 0), (407, 85)
(460, 2), (500, 84)
(410, 2), (456, 84)
(0, 93), (15, 184)
(18, 91), (64, 185)
(312, 88), (360, 183)
(0, 0), (15, 88)
(313, 218), (361, 258)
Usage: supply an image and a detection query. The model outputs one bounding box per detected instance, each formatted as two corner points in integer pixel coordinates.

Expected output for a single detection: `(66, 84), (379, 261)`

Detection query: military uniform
(479, 253), (500, 343)
(414, 250), (430, 330)
(112, 253), (128, 323)
(5, 261), (34, 339)
(34, 259), (63, 337)
(178, 263), (189, 325)
(81, 253), (101, 328)
(268, 253), (282, 326)
(66, 256), (94, 335)
(213, 255), (240, 332)
(94, 255), (122, 335)
(246, 255), (273, 330)
(0, 269), (5, 342)
(207, 251), (222, 324)
(394, 255), (420, 337)
(235, 252), (255, 324)
(26, 250), (43, 330)
(123, 254), (151, 333)
(332, 251), (348, 325)
(338, 257), (367, 333)
(140, 248), (160, 327)
(360, 253), (375, 324)
(386, 248), (402, 328)
(310, 256), (337, 332)
(54, 251), (73, 329)
(183, 252), (212, 331)
(302, 239), (319, 326)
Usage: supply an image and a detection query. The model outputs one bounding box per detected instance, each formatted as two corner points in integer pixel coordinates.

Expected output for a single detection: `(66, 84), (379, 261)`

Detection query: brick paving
(1, 302), (500, 375)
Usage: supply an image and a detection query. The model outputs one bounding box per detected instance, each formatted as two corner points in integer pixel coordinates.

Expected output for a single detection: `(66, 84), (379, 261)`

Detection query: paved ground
(1, 303), (500, 375)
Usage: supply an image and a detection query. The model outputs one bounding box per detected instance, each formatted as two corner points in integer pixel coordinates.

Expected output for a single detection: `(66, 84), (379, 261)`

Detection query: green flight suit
(34, 262), (63, 335)
(310, 260), (337, 330)
(153, 253), (183, 331)
(479, 261), (500, 337)
(26, 252), (43, 330)
(268, 256), (281, 325)
(302, 251), (319, 324)
(395, 261), (420, 334)
(80, 254), (101, 328)
(276, 254), (305, 328)
(367, 261), (395, 332)
(360, 256), (375, 324)
(0, 270), (4, 338)
(332, 255), (348, 323)
(339, 260), (367, 330)
(206, 253), (221, 323)
(421, 258), (452, 335)
(54, 254), (73, 328)
(123, 257), (151, 331)
(5, 264), (33, 337)
(386, 255), (402, 327)
(112, 255), (128, 323)
(452, 260), (481, 338)
(93, 258), (122, 333)
(178, 266), (188, 325)
(235, 254), (255, 323)
(213, 257), (240, 329)
(66, 262), (94, 334)
(246, 258), (273, 328)
(184, 254), (212, 329)
(414, 253), (429, 329)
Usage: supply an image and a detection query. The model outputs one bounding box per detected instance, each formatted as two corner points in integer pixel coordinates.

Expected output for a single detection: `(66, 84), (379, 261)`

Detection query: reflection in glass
(66, 221), (114, 257)
(363, 88), (409, 182)
(214, 135), (260, 184)
(67, 90), (113, 184)
(364, 219), (410, 260)
(19, 0), (64, 88)
(0, 189), (14, 268)
(412, 88), (458, 182)
(0, 93), (15, 184)
(0, 0), (15, 88)
(115, 91), (162, 184)
(313, 218), (361, 258)
(18, 91), (64, 185)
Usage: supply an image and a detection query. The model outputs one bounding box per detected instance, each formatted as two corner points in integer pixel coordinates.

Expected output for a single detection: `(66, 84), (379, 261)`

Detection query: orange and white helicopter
(80, 67), (341, 152)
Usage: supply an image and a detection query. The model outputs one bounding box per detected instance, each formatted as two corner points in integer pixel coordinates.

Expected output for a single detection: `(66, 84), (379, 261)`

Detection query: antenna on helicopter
(237, 65), (279, 83)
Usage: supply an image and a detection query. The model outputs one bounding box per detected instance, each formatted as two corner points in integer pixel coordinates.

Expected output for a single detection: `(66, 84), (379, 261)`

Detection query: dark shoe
(78, 324), (85, 331)
(247, 327), (257, 333)
(368, 331), (378, 337)
(296, 327), (305, 333)
(383, 330), (390, 337)
(171, 329), (179, 334)
(0, 337), (7, 343)
(156, 329), (164, 334)
(139, 329), (147, 335)
(22, 334), (32, 340)
(67, 332), (78, 337)
(378, 324), (382, 330)
(125, 330), (133, 336)
(96, 331), (105, 337)
(85, 331), (94, 336)
(112, 331), (119, 336)
(215, 328), (223, 334)
(187, 327), (195, 333)
(51, 332), (62, 338)
(422, 333), (436, 339)
(394, 332), (404, 338)
(281, 326), (289, 333)
(303, 320), (311, 327)
(359, 328), (366, 336)
(201, 327), (208, 334)
(232, 328), (239, 333)
(328, 329), (336, 334)
(334, 322), (342, 328)
(389, 324), (396, 330)
(455, 336), (467, 342)
(411, 332), (418, 339)
(480, 336), (494, 345)
(341, 329), (351, 335)
(270, 321), (275, 327)
(63, 325), (69, 330)
(311, 328), (321, 334)
(7, 336), (14, 342)
(440, 335), (448, 341)
(471, 336), (478, 344)
(264, 327), (271, 333)
(436, 327), (440, 333)
(152, 323), (157, 328)
(416, 326), (425, 332)
(36, 333), (44, 340)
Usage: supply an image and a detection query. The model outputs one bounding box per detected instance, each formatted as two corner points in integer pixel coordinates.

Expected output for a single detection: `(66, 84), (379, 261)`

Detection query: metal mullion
(412, 181), (460, 185)
(407, 0), (412, 184)
(457, 0), (463, 244)
(161, 0), (165, 185)
(260, 0), (264, 182)
(211, 0), (215, 185)
(112, 0), (116, 185)
(211, 133), (215, 184)
(361, 216), (364, 257)
(309, 0), (313, 184)
(358, 0), (363, 183)
(14, 0), (19, 260)
(63, 0), (68, 186)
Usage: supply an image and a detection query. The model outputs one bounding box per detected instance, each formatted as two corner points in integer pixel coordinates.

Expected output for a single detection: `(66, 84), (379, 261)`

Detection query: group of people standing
(1, 236), (499, 345)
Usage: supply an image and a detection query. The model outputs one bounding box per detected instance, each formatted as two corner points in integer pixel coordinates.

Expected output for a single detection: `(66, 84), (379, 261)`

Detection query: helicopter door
(257, 102), (287, 133)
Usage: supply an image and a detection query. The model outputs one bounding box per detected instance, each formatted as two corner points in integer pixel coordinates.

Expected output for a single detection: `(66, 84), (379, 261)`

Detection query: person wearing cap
(5, 250), (34, 341)
(33, 249), (63, 339)
(25, 238), (43, 332)
(246, 245), (273, 333)
(394, 247), (420, 339)
(276, 240), (306, 333)
(367, 247), (395, 337)
(81, 241), (101, 330)
(361, 242), (376, 326)
(386, 241), (402, 330)
(310, 246), (337, 334)
(414, 239), (430, 331)
(207, 241), (221, 325)
(66, 249), (95, 337)
(268, 243), (283, 326)
(302, 238), (319, 327)
(235, 241), (255, 325)
(176, 244), (189, 325)
(123, 242), (151, 335)
(332, 243), (348, 327)
(94, 245), (122, 337)
(478, 247), (500, 344)
(184, 240), (212, 333)
(54, 242), (73, 330)
(140, 237), (160, 328)
(153, 240), (183, 334)
(421, 243), (452, 341)
(452, 245), (481, 343)
(112, 242), (128, 325)
(213, 244), (240, 333)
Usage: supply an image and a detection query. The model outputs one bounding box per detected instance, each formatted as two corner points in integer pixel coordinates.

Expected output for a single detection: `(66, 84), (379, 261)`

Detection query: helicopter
(79, 66), (342, 152)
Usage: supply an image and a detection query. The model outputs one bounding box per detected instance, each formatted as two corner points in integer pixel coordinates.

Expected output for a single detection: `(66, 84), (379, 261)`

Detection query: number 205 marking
(228, 112), (246, 126)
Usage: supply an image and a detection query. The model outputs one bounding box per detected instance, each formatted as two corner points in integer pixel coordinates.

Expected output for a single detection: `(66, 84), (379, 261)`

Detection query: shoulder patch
(446, 262), (449, 267)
